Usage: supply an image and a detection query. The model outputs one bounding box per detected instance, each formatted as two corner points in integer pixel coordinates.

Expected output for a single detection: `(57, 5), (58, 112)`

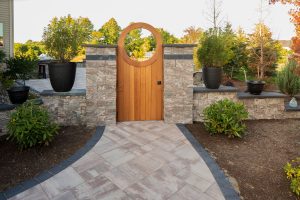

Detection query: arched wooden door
(117, 23), (163, 121)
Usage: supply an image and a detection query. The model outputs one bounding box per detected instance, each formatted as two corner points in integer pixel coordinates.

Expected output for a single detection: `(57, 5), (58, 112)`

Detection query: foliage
(0, 49), (5, 63)
(157, 28), (179, 44)
(197, 28), (234, 68)
(125, 28), (147, 59)
(181, 26), (203, 44)
(7, 102), (58, 149)
(284, 158), (300, 197)
(90, 31), (104, 44)
(194, 46), (201, 71)
(43, 14), (93, 62)
(97, 18), (121, 45)
(14, 40), (46, 60)
(276, 60), (300, 96)
(203, 99), (248, 138)
(223, 25), (250, 79)
(0, 56), (37, 88)
(180, 26), (204, 71)
(271, 0), (300, 62)
(248, 23), (282, 79)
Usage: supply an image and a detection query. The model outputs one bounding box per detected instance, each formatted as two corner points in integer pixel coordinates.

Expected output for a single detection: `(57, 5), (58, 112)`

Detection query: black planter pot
(202, 66), (223, 89)
(48, 62), (76, 92)
(247, 80), (265, 95)
(7, 86), (30, 104)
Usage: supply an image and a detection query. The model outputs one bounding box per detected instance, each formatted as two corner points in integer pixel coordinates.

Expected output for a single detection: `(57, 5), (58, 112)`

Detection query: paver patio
(9, 121), (225, 200)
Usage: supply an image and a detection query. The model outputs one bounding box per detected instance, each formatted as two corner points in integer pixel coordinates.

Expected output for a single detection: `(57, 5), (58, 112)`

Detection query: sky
(14, 0), (294, 43)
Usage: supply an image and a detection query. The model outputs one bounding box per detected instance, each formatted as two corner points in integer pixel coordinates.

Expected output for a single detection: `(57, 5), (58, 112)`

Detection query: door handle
(157, 81), (162, 85)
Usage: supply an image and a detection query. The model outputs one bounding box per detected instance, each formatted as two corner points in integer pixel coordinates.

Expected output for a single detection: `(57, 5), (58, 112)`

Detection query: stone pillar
(164, 44), (196, 124)
(85, 45), (117, 126)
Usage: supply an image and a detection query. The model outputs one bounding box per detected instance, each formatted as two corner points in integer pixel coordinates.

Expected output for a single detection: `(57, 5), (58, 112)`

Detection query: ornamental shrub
(277, 60), (300, 96)
(203, 99), (248, 138)
(43, 15), (93, 62)
(284, 158), (300, 197)
(7, 102), (59, 149)
(197, 28), (234, 68)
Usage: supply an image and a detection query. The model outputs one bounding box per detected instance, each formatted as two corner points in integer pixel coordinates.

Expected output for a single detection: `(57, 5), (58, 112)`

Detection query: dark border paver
(176, 124), (240, 200)
(0, 126), (105, 199)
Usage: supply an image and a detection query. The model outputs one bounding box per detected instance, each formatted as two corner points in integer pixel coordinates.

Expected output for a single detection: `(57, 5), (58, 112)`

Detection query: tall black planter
(202, 66), (222, 89)
(7, 86), (30, 104)
(48, 62), (76, 92)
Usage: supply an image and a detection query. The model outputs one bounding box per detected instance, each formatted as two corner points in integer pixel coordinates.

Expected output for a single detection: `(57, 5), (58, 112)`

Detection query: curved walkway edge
(176, 124), (240, 200)
(0, 126), (105, 200)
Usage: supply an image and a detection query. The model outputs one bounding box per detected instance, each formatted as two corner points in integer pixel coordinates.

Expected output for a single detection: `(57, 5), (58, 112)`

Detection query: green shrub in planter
(7, 102), (59, 149)
(203, 99), (248, 138)
(284, 158), (300, 197)
(197, 28), (234, 68)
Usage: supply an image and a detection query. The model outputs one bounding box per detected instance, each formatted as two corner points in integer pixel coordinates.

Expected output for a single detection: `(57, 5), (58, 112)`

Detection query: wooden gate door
(117, 23), (163, 121)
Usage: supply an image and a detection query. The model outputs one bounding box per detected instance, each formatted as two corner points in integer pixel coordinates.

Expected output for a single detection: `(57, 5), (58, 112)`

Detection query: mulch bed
(186, 120), (300, 200)
(0, 126), (95, 192)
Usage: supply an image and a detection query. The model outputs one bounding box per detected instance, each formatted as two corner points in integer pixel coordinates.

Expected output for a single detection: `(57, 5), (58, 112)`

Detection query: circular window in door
(124, 28), (157, 61)
(118, 23), (162, 67)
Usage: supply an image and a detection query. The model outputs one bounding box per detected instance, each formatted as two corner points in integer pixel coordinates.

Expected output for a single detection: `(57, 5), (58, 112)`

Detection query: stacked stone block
(193, 89), (300, 121)
(42, 95), (86, 126)
(163, 45), (195, 124)
(85, 45), (117, 126)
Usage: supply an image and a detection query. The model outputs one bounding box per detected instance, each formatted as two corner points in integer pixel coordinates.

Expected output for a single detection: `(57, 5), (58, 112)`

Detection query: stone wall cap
(237, 91), (287, 99)
(163, 44), (197, 48)
(83, 44), (118, 48)
(193, 86), (238, 93)
(0, 103), (16, 112)
(40, 89), (86, 96)
(285, 103), (300, 112)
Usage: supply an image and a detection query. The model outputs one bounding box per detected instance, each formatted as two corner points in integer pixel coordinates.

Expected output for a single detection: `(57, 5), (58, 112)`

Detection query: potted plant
(42, 15), (92, 92)
(277, 60), (300, 108)
(0, 56), (37, 104)
(197, 28), (233, 89)
(246, 80), (265, 95)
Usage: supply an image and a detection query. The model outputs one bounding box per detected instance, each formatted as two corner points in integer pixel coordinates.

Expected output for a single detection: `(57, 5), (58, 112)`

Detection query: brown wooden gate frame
(117, 22), (164, 121)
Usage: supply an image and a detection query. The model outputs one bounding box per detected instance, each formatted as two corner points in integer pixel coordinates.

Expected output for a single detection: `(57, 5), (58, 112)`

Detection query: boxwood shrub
(203, 99), (248, 138)
(7, 102), (59, 149)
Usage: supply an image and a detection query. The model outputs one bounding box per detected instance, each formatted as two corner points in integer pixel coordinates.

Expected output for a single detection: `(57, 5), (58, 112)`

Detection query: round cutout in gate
(124, 28), (157, 61)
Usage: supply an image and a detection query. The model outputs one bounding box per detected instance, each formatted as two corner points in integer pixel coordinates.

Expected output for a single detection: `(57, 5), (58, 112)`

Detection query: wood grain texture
(117, 23), (163, 121)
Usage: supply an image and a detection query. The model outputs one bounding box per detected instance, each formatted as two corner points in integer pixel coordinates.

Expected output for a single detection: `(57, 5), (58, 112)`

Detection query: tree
(248, 23), (281, 78)
(98, 18), (121, 45)
(157, 28), (179, 44)
(205, 0), (223, 28)
(223, 25), (250, 80)
(181, 26), (203, 44)
(14, 40), (46, 60)
(90, 31), (104, 44)
(270, 0), (300, 61)
(125, 29), (146, 59)
(43, 15), (93, 62)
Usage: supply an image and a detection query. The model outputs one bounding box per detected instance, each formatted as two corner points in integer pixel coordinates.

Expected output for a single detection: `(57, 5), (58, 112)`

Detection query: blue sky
(14, 0), (294, 43)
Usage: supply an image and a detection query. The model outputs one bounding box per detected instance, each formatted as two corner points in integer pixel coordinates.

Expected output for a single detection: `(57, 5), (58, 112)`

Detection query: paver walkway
(9, 121), (225, 200)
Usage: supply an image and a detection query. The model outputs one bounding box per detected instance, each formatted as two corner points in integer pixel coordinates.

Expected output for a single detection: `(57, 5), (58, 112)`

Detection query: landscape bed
(0, 126), (95, 192)
(186, 119), (300, 200)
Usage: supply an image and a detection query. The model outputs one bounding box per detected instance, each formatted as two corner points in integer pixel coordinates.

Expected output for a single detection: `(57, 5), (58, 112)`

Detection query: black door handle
(157, 81), (162, 85)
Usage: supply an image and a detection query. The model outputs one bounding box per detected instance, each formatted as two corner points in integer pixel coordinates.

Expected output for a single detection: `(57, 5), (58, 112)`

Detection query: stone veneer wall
(42, 93), (86, 126)
(193, 87), (300, 121)
(0, 110), (12, 135)
(85, 45), (117, 126)
(163, 44), (195, 124)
